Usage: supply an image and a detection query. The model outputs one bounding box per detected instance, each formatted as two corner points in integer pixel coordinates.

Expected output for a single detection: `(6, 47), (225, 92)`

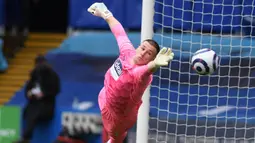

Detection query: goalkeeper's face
(134, 41), (157, 65)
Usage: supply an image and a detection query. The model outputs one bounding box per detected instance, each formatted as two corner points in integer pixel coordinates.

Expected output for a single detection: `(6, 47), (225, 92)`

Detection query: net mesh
(149, 0), (255, 142)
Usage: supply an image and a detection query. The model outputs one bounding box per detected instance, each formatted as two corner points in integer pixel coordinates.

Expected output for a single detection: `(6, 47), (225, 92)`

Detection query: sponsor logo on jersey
(110, 58), (123, 80)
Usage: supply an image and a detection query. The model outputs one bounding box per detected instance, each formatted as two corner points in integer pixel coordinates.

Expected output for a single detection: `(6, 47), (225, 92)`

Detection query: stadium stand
(2, 0), (255, 142)
(0, 33), (65, 105)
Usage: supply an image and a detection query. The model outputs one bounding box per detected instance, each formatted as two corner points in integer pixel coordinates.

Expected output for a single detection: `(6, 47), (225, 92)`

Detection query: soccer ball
(191, 48), (219, 75)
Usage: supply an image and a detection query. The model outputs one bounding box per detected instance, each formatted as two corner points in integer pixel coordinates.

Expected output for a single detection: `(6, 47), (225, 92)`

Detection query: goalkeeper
(88, 2), (174, 143)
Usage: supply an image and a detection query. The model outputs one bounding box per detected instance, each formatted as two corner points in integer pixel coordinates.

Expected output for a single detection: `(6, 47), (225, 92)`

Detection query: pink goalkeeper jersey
(98, 24), (153, 119)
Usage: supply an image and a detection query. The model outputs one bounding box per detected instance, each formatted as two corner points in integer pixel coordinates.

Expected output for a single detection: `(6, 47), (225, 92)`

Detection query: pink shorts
(98, 88), (137, 141)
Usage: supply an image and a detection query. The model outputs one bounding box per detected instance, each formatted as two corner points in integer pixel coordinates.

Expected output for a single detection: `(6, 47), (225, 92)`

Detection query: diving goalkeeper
(88, 2), (174, 143)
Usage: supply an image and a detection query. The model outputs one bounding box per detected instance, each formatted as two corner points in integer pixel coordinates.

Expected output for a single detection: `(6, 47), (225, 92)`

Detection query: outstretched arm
(105, 16), (120, 30)
(88, 2), (135, 53)
(106, 17), (134, 53)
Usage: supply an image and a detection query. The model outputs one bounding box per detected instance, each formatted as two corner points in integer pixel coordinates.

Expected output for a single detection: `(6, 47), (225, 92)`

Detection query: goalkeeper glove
(87, 2), (113, 20)
(153, 47), (174, 68)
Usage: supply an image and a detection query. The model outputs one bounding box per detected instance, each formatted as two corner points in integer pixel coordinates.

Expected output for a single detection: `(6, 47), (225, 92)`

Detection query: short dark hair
(144, 39), (160, 54)
(35, 54), (47, 65)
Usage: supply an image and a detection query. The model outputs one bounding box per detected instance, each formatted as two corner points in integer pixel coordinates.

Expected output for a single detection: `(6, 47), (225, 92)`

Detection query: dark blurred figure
(5, 0), (30, 37)
(15, 55), (60, 143)
(3, 0), (30, 58)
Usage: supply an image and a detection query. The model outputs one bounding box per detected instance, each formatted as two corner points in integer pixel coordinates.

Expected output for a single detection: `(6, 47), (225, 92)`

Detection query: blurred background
(0, 0), (254, 143)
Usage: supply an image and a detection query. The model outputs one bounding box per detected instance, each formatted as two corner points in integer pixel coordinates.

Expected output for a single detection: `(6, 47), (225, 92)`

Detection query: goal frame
(136, 0), (155, 142)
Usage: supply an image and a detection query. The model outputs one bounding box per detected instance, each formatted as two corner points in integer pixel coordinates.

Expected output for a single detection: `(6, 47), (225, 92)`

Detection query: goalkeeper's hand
(87, 2), (113, 20)
(153, 47), (174, 67)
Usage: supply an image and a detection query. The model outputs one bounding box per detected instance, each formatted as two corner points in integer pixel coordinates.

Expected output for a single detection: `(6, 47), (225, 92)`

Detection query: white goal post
(136, 0), (155, 142)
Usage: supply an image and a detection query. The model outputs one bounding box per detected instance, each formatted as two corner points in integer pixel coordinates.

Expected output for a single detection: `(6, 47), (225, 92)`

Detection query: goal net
(136, 0), (255, 143)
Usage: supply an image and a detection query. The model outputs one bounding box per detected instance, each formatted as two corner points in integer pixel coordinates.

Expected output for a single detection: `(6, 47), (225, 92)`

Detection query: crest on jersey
(110, 58), (122, 80)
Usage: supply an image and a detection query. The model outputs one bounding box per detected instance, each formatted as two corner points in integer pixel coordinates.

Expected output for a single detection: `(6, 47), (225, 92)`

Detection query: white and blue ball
(191, 48), (219, 75)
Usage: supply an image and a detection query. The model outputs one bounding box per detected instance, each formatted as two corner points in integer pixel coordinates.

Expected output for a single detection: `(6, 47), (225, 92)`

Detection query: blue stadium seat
(0, 39), (8, 72)
(69, 0), (125, 29)
(125, 0), (142, 29)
